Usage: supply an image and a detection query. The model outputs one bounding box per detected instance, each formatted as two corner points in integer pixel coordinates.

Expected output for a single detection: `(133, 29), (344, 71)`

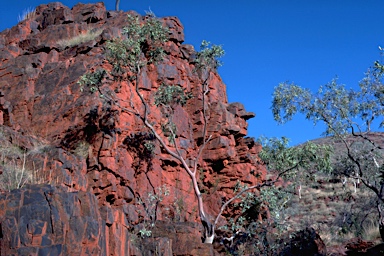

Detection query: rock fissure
(43, 191), (55, 235)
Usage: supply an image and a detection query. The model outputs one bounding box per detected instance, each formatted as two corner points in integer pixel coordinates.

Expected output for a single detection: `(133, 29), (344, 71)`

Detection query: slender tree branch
(193, 72), (212, 175)
(351, 126), (383, 150)
(213, 161), (301, 229)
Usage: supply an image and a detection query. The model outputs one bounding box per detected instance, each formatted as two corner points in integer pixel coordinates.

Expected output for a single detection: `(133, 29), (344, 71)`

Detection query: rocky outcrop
(0, 2), (265, 255)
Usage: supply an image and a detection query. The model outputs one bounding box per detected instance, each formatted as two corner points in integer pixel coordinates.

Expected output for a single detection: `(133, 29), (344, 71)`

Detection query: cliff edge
(0, 2), (265, 255)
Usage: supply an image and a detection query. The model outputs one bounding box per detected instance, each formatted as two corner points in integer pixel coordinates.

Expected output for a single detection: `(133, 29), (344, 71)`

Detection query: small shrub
(78, 69), (107, 93)
(143, 141), (155, 155)
(0, 129), (54, 190)
(154, 84), (193, 107)
(161, 122), (177, 143)
(137, 184), (170, 237)
(138, 227), (152, 238)
(26, 136), (52, 155)
(71, 141), (90, 158)
(0, 147), (31, 191)
(173, 196), (186, 221)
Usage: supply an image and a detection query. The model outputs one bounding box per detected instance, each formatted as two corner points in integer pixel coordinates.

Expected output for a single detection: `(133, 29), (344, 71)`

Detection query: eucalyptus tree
(79, 12), (226, 243)
(272, 58), (384, 241)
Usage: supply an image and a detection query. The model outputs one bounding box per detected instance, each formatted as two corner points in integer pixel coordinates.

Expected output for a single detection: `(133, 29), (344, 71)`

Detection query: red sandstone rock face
(0, 2), (265, 255)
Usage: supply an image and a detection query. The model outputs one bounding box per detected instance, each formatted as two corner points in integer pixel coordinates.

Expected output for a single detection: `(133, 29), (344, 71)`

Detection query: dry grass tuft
(0, 134), (31, 191)
(0, 128), (55, 191)
(18, 7), (36, 22)
(57, 29), (103, 48)
(362, 219), (381, 242)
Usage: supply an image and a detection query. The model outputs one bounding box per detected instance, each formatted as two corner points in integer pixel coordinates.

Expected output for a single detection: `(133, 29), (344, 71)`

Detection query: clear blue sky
(1, 1), (384, 145)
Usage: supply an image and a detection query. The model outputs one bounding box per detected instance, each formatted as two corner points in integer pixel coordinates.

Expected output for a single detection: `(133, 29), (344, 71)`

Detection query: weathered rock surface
(0, 184), (108, 255)
(0, 2), (265, 255)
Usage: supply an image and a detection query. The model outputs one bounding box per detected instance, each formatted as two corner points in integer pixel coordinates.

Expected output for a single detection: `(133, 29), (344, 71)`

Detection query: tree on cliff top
(272, 54), (384, 241)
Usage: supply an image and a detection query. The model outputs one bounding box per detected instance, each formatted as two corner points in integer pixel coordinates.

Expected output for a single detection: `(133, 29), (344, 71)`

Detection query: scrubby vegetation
(271, 51), (384, 246)
(0, 128), (53, 191)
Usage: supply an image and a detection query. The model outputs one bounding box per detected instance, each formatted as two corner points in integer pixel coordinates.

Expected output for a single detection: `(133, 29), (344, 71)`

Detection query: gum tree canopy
(272, 58), (384, 241)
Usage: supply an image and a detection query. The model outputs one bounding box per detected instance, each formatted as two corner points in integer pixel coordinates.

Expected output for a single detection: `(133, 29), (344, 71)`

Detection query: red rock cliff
(0, 2), (265, 255)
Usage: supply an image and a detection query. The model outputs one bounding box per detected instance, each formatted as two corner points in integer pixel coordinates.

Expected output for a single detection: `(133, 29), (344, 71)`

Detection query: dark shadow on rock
(281, 227), (327, 256)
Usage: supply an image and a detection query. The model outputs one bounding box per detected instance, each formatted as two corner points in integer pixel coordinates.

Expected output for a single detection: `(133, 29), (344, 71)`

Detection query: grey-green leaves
(78, 69), (107, 93)
(106, 13), (169, 77)
(194, 40), (225, 72)
(154, 84), (193, 107)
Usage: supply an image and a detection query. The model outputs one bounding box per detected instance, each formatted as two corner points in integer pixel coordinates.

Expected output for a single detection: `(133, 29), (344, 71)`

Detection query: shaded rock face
(0, 2), (265, 255)
(0, 184), (108, 255)
(281, 227), (327, 256)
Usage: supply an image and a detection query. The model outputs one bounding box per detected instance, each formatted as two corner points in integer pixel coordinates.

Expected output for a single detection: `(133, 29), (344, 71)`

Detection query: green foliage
(106, 14), (169, 77)
(272, 67), (384, 135)
(161, 121), (177, 144)
(138, 227), (152, 238)
(215, 136), (333, 253)
(271, 61), (384, 180)
(272, 83), (311, 124)
(235, 136), (333, 253)
(154, 84), (193, 146)
(137, 184), (170, 238)
(272, 53), (384, 244)
(78, 13), (169, 89)
(194, 40), (225, 72)
(218, 177), (292, 255)
(232, 182), (258, 213)
(78, 69), (107, 93)
(105, 38), (136, 77)
(258, 136), (333, 178)
(143, 141), (155, 155)
(259, 186), (291, 225)
(154, 84), (193, 107)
